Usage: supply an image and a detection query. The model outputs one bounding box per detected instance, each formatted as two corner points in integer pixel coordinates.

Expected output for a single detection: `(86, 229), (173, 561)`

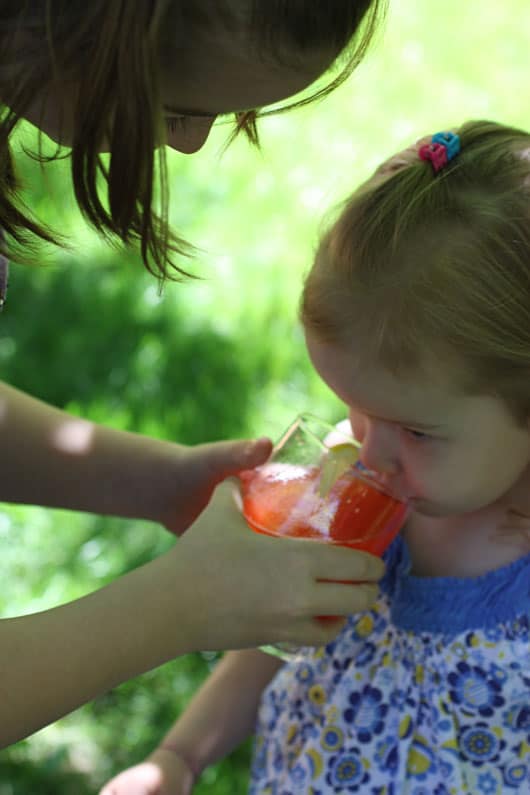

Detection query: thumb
(197, 437), (272, 484)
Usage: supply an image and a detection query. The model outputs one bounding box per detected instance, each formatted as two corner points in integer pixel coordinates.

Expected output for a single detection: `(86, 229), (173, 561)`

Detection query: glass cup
(235, 414), (409, 660)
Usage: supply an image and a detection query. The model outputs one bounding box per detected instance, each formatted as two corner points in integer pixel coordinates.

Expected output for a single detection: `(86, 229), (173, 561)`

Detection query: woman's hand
(167, 480), (385, 651)
(157, 437), (272, 536)
(99, 749), (194, 795)
(0, 380), (273, 536)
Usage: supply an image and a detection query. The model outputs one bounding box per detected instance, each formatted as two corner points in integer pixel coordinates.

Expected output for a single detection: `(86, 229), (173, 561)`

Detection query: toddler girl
(101, 120), (530, 794)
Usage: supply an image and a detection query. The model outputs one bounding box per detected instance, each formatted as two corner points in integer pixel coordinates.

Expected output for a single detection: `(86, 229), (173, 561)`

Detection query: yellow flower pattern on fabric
(308, 684), (326, 706)
(320, 726), (344, 752)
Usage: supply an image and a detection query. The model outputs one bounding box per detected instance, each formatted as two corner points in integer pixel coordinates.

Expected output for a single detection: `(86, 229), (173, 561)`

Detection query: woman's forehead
(160, 26), (334, 117)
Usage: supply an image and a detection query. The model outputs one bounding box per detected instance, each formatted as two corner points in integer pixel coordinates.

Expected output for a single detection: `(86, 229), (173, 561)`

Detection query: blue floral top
(249, 536), (530, 795)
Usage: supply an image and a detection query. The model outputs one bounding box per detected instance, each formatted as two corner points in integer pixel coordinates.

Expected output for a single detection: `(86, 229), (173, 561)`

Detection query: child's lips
(368, 469), (417, 503)
(378, 475), (412, 502)
(408, 494), (428, 504)
(394, 487), (421, 505)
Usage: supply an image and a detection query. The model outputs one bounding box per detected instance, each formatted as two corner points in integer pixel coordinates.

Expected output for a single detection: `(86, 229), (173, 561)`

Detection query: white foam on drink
(307, 498), (339, 537)
(253, 462), (346, 541)
(259, 462), (309, 483)
(269, 464), (340, 539)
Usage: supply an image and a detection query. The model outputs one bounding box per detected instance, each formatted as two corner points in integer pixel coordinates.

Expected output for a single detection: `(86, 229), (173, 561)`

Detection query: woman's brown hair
(0, 0), (385, 280)
(302, 120), (530, 422)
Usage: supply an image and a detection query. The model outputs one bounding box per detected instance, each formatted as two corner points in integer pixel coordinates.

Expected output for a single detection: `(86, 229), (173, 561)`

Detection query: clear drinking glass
(235, 414), (408, 660)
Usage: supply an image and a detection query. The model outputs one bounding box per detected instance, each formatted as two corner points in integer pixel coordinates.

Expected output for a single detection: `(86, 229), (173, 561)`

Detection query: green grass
(1, 0), (530, 790)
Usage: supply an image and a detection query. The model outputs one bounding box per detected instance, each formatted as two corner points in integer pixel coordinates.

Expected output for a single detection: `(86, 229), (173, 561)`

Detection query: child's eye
(403, 428), (431, 441)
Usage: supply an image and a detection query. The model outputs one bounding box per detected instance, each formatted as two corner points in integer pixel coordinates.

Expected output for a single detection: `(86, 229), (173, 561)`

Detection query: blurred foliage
(1, 0), (530, 791)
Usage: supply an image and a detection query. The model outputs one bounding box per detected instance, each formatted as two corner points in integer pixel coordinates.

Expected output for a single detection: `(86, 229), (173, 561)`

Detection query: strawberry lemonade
(239, 459), (407, 557)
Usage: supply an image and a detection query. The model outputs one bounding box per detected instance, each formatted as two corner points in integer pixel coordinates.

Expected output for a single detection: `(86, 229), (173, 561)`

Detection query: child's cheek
(401, 460), (433, 500)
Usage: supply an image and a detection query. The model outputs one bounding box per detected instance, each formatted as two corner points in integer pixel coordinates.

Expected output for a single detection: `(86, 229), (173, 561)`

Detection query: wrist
(125, 437), (185, 526)
(156, 743), (202, 781)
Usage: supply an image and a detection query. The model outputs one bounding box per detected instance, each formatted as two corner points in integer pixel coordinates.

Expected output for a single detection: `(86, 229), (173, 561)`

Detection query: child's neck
(403, 461), (530, 578)
(403, 481), (530, 578)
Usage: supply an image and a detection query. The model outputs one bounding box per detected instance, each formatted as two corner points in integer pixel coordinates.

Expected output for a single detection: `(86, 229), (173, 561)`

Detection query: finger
(233, 521), (386, 582)
(236, 516), (386, 582)
(197, 437), (273, 484)
(307, 580), (380, 617)
(233, 520), (386, 583)
(298, 540), (386, 582)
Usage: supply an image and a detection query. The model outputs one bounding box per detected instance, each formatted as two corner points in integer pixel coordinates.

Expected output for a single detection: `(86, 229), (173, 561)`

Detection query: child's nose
(359, 424), (399, 475)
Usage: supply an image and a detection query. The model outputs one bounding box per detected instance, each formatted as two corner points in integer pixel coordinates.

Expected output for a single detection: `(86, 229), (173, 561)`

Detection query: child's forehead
(345, 361), (458, 424)
(306, 331), (462, 422)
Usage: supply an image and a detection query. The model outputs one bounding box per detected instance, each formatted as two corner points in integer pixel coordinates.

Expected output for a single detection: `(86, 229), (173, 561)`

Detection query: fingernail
(251, 437), (272, 454)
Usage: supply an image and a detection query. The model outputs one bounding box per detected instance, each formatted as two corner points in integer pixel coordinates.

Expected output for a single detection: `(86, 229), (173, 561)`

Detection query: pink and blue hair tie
(419, 131), (460, 173)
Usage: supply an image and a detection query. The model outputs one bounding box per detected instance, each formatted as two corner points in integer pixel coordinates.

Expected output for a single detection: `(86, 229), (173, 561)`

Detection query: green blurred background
(1, 0), (529, 791)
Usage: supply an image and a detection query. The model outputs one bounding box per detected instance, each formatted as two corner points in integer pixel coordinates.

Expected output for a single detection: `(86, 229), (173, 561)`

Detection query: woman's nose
(169, 117), (216, 154)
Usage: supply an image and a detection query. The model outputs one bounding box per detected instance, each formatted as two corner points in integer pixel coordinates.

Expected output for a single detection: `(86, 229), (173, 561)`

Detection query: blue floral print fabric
(249, 537), (530, 794)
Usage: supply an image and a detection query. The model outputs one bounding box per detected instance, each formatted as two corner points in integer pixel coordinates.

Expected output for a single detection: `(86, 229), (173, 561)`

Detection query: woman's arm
(1, 545), (197, 748)
(1, 545), (278, 749)
(0, 380), (270, 534)
(1, 482), (383, 748)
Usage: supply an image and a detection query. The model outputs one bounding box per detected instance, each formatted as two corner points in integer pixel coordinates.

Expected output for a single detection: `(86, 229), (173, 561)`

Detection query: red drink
(239, 416), (408, 650)
(240, 462), (407, 556)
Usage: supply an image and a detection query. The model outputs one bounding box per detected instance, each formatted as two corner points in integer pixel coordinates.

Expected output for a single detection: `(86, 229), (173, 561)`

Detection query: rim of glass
(273, 412), (355, 452)
(272, 412), (406, 504)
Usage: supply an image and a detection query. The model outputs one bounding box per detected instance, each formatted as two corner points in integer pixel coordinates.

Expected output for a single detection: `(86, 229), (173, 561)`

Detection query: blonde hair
(0, 0), (385, 279)
(301, 120), (530, 422)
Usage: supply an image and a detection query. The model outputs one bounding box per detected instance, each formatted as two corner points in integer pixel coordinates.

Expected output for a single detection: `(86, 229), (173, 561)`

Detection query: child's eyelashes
(403, 427), (433, 441)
